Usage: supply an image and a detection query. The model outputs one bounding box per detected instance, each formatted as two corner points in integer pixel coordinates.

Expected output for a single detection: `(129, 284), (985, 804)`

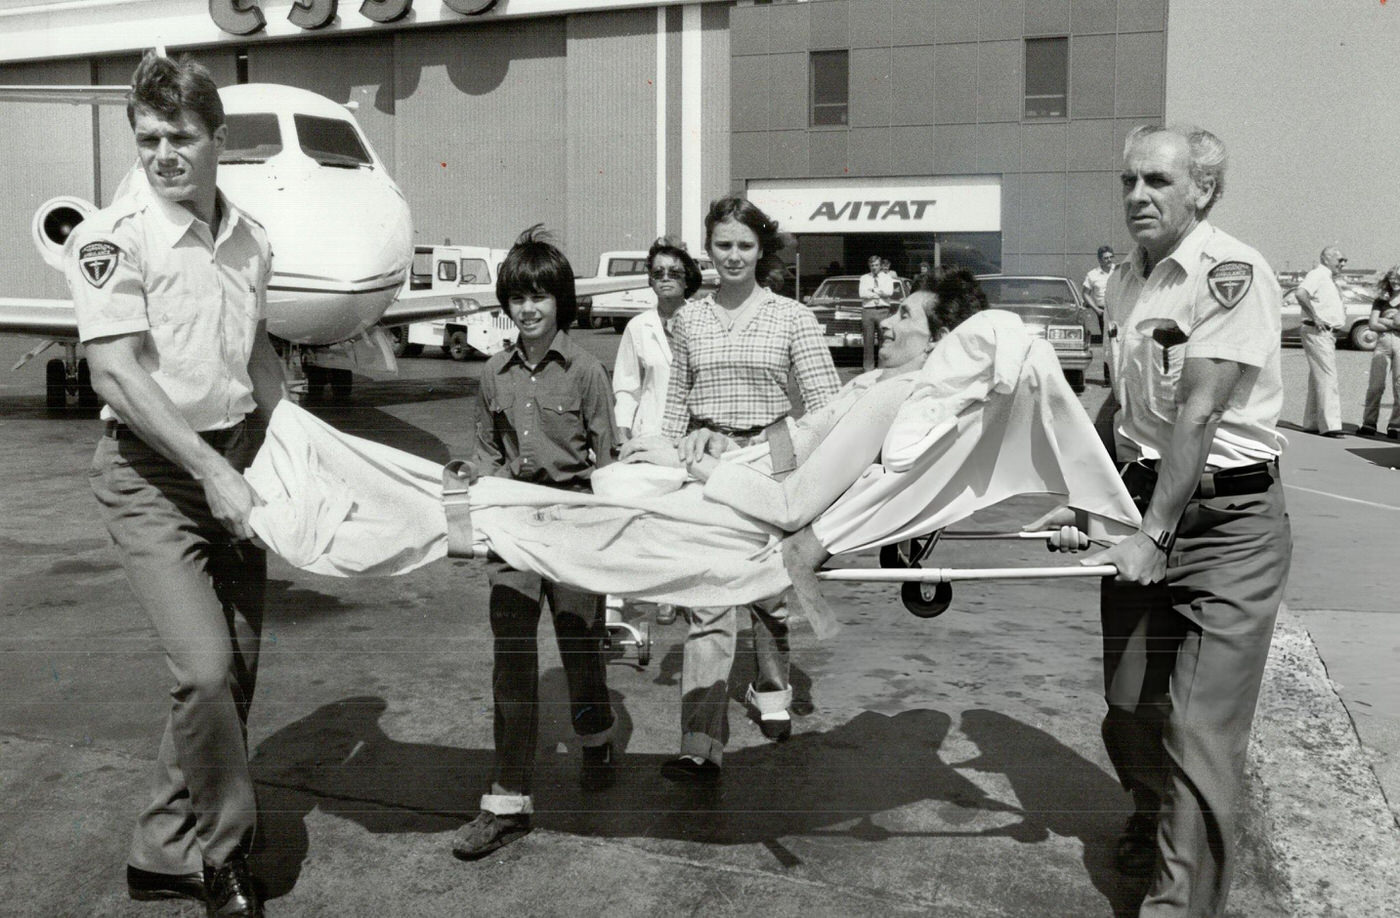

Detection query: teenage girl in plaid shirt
(651, 195), (840, 783)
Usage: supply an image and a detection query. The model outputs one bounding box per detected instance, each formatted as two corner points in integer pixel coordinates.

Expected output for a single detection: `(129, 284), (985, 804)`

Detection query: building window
(1024, 37), (1069, 119)
(810, 50), (849, 126)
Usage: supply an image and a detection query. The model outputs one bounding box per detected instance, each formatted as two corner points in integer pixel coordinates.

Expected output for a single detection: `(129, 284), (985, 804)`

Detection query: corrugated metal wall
(0, 7), (735, 301)
(394, 20), (568, 255)
(0, 59), (95, 300)
(564, 8), (657, 271)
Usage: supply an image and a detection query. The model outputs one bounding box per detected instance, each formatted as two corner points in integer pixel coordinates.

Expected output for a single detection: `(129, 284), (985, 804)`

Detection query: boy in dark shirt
(451, 226), (619, 861)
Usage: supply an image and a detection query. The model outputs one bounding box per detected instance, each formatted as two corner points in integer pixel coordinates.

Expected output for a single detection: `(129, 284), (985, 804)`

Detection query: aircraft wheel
(448, 330), (472, 361)
(329, 368), (353, 401)
(45, 358), (66, 409)
(303, 365), (328, 401)
(902, 580), (952, 618)
(77, 359), (100, 408)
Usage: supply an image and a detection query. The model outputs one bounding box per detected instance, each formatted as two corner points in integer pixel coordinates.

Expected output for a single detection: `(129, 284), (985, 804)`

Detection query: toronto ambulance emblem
(78, 241), (120, 289)
(1206, 261), (1253, 309)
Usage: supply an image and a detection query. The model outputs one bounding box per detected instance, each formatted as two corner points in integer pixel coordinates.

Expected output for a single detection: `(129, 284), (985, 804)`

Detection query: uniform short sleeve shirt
(1104, 221), (1285, 469)
(64, 185), (272, 431)
(1299, 263), (1346, 327)
(1083, 266), (1112, 312)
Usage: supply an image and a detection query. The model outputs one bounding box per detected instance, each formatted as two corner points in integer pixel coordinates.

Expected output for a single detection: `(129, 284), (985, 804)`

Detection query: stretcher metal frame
(463, 527), (1117, 656)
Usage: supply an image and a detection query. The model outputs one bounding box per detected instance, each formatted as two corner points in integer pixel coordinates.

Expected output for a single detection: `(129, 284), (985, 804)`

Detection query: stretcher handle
(940, 530), (1058, 540)
(817, 565), (1118, 583)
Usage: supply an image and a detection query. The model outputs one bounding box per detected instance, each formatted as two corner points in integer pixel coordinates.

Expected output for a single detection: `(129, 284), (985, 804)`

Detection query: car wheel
(448, 330), (472, 361)
(389, 327), (423, 358)
(1065, 369), (1086, 394)
(1350, 322), (1379, 352)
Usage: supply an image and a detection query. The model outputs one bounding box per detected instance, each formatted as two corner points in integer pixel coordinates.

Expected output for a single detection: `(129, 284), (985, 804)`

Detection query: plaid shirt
(660, 290), (840, 439)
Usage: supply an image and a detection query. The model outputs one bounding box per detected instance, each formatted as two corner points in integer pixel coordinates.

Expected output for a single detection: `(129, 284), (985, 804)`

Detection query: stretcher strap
(442, 461), (475, 559)
(765, 418), (796, 482)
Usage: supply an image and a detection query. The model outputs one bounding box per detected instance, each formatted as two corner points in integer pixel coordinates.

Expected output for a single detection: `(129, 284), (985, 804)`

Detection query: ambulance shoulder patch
(77, 240), (121, 289)
(1206, 260), (1253, 309)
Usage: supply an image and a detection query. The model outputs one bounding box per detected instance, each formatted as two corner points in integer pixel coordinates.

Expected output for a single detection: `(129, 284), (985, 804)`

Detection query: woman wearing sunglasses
(611, 236), (703, 625)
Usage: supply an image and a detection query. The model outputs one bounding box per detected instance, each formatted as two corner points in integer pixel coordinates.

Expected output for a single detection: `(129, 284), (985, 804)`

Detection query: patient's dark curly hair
(910, 268), (988, 335)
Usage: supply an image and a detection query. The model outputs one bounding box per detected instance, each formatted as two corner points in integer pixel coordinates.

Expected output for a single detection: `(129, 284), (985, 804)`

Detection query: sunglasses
(650, 267), (686, 280)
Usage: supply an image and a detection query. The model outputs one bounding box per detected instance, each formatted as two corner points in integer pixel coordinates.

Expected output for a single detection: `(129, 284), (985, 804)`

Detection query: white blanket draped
(245, 311), (1139, 607)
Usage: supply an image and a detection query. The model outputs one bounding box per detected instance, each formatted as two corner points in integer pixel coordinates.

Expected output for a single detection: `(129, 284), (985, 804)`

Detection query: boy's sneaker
(452, 811), (532, 861)
(745, 684), (793, 742)
(580, 741), (617, 792)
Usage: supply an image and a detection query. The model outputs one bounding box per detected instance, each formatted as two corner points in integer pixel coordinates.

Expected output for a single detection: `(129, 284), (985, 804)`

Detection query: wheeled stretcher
(244, 310), (1139, 659)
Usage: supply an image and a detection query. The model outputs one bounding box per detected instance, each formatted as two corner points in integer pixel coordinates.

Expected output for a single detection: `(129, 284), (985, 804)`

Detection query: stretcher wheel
(902, 580), (952, 618)
(636, 622), (651, 666)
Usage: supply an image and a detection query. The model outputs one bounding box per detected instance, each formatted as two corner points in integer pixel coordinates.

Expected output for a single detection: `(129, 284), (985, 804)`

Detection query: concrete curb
(1246, 607), (1400, 915)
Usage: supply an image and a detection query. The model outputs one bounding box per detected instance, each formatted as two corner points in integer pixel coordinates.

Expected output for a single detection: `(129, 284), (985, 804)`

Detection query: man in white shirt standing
(1295, 246), (1349, 436)
(858, 255), (894, 371)
(1082, 245), (1116, 333)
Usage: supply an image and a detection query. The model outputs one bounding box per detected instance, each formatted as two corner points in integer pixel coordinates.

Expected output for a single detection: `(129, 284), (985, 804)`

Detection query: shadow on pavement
(1347, 445), (1400, 468)
(249, 685), (1131, 913)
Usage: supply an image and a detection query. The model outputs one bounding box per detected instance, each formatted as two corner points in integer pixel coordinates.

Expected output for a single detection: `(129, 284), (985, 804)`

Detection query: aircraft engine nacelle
(32, 196), (94, 271)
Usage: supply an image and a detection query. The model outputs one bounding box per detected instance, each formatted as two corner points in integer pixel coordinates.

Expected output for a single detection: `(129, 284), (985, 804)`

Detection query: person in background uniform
(1295, 246), (1349, 437)
(611, 236), (703, 625)
(450, 226), (619, 861)
(858, 255), (895, 371)
(635, 195), (839, 783)
(1083, 244), (1116, 333)
(1038, 124), (1291, 917)
(69, 52), (286, 918)
(1357, 265), (1400, 438)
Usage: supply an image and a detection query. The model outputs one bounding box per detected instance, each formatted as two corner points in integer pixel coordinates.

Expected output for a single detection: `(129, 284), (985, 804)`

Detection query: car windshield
(980, 278), (1077, 308)
(219, 113), (281, 164)
(293, 114), (372, 168)
(814, 279), (860, 300)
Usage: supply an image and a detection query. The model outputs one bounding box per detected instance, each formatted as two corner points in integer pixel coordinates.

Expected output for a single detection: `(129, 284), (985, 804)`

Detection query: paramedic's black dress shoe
(1113, 810), (1158, 878)
(203, 855), (262, 917)
(660, 755), (721, 785)
(126, 864), (205, 902)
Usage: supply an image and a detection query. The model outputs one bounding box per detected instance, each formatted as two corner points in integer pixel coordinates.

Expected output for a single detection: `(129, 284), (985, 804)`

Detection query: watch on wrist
(1142, 526), (1177, 555)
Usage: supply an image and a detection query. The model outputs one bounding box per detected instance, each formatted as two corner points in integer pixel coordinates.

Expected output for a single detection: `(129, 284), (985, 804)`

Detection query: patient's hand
(1023, 505), (1089, 553)
(679, 429), (737, 465)
(620, 433), (673, 460)
(685, 453), (720, 483)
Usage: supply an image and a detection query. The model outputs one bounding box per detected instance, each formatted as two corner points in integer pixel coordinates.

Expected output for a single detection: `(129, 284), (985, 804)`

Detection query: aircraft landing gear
(43, 345), (97, 411)
(302, 364), (353, 403)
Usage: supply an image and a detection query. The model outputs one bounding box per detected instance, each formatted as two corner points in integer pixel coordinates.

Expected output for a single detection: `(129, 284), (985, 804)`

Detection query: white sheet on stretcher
(244, 310), (1140, 607)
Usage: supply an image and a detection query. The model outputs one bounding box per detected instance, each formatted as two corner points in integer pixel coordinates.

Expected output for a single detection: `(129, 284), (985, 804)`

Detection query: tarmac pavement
(0, 333), (1396, 916)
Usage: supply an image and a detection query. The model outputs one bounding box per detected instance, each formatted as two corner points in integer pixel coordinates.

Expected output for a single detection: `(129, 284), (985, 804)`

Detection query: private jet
(0, 81), (644, 407)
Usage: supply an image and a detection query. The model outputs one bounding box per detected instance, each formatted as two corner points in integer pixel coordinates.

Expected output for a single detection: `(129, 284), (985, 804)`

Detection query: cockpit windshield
(219, 113), (282, 164)
(293, 114), (372, 169)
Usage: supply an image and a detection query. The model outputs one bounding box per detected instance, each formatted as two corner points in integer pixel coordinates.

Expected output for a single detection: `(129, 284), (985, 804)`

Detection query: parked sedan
(975, 274), (1093, 393)
(802, 275), (911, 351)
(1280, 277), (1380, 351)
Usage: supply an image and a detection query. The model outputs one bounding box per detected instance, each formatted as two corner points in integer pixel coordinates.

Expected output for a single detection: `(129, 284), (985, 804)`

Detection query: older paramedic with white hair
(1037, 124), (1291, 918)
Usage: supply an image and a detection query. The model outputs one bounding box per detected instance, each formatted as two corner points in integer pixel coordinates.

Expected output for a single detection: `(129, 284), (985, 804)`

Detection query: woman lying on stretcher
(622, 268), (991, 622)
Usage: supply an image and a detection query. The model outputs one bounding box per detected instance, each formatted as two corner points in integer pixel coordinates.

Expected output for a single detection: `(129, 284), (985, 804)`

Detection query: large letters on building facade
(210, 0), (496, 33)
(808, 200), (938, 222)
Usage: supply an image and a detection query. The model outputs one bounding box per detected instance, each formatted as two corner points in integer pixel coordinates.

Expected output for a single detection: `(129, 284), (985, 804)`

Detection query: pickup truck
(575, 251), (650, 329)
(383, 244), (518, 360)
(582, 251), (721, 332)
